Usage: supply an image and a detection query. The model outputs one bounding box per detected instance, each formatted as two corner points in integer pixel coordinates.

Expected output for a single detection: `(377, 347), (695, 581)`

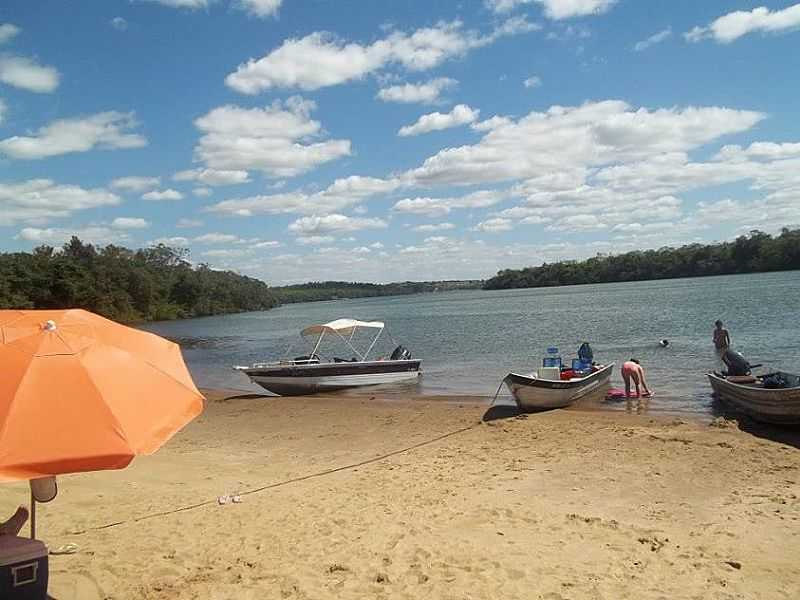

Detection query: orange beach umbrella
(0, 309), (204, 482)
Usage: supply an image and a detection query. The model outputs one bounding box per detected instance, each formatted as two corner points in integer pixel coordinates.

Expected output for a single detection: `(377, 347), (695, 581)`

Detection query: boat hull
(504, 363), (614, 411)
(707, 372), (800, 425)
(241, 359), (422, 396)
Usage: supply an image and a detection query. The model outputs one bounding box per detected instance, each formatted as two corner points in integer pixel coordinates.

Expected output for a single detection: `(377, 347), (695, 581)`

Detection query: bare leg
(640, 369), (652, 396)
(0, 506), (29, 536)
(631, 371), (641, 397)
(622, 371), (632, 397)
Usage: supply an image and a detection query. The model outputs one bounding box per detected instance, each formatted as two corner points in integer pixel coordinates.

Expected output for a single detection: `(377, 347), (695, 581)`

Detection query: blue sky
(1, 0), (800, 284)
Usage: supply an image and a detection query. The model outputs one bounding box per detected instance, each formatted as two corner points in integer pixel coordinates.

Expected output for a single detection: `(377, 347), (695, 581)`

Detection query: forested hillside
(484, 229), (800, 290)
(273, 280), (482, 303)
(0, 237), (279, 322)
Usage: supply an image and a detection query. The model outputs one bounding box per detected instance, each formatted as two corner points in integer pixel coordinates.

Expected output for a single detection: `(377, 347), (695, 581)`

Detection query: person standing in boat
(621, 359), (652, 398)
(712, 320), (731, 356)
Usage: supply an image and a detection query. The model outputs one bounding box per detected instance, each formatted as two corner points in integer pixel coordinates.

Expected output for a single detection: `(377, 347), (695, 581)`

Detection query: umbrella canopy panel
(0, 309), (204, 482)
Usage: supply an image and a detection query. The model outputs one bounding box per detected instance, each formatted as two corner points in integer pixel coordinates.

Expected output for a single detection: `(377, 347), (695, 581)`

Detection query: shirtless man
(713, 320), (731, 355)
(621, 358), (652, 398)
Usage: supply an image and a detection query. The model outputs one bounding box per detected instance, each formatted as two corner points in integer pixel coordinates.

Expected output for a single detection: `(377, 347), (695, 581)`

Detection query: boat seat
(333, 357), (357, 363)
(726, 375), (757, 384)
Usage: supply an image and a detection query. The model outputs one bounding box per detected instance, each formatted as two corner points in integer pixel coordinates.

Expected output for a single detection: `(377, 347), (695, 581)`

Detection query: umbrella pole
(30, 491), (36, 540)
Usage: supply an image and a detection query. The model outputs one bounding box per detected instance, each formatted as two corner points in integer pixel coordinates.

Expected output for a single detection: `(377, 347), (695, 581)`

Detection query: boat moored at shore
(235, 318), (421, 396)
(504, 362), (614, 411)
(707, 371), (800, 425)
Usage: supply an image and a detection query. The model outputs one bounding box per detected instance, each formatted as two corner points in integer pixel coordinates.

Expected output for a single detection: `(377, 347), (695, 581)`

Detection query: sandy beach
(1, 390), (799, 599)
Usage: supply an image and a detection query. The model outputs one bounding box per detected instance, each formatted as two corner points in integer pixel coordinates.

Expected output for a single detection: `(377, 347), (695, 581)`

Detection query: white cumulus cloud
(523, 75), (542, 88)
(149, 236), (190, 247)
(634, 27), (671, 51)
(142, 189), (183, 201)
(110, 176), (161, 192)
(0, 24), (21, 45)
(235, 0), (282, 18)
(193, 232), (240, 244)
(0, 179), (120, 226)
(412, 222), (456, 232)
(288, 214), (388, 236)
(686, 4), (800, 44)
(377, 77), (457, 104)
(225, 18), (535, 93)
(296, 235), (335, 246)
(398, 104), (479, 137)
(486, 0), (616, 19)
(111, 217), (149, 229)
(17, 226), (130, 245)
(393, 190), (509, 217)
(173, 168), (250, 186)
(0, 112), (146, 160)
(206, 175), (402, 217)
(407, 101), (764, 186)
(0, 55), (60, 93)
(193, 97), (350, 177)
(473, 217), (514, 232)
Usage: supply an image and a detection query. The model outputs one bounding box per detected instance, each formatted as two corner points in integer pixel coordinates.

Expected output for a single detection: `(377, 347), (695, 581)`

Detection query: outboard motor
(390, 345), (412, 360)
(722, 349), (751, 376)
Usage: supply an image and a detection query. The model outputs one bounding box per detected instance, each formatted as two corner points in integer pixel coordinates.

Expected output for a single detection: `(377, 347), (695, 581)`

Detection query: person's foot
(0, 506), (29, 536)
(642, 391), (653, 397)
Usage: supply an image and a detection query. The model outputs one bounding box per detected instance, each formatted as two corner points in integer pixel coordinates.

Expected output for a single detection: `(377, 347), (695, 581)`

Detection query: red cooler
(0, 536), (48, 600)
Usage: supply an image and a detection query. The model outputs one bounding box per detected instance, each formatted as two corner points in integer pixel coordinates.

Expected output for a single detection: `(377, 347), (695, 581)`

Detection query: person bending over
(621, 359), (652, 398)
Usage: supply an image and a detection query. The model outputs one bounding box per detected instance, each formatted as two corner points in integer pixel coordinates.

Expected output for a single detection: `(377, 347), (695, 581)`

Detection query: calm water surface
(141, 271), (800, 418)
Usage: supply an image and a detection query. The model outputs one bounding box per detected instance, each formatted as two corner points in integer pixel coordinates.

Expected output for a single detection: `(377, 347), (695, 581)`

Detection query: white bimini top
(301, 318), (385, 337)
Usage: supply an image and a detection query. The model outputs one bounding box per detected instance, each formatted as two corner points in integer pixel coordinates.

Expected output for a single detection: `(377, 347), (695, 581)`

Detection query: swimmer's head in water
(659, 339), (669, 347)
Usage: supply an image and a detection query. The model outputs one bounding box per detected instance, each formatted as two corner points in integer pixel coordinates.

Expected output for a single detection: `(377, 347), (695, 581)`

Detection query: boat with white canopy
(234, 318), (422, 396)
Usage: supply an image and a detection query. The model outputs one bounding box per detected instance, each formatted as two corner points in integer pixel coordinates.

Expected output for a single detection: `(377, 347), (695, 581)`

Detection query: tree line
(484, 228), (800, 290)
(273, 280), (482, 304)
(0, 237), (279, 322)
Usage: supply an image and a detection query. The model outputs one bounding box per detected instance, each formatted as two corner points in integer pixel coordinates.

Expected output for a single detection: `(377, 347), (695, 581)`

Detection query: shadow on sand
(482, 404), (525, 422)
(711, 397), (800, 450)
(220, 393), (274, 401)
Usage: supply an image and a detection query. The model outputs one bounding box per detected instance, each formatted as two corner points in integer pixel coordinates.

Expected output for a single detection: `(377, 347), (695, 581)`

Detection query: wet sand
(1, 389), (799, 599)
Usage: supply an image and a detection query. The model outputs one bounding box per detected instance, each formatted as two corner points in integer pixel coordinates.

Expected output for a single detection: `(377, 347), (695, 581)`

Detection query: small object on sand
(710, 416), (738, 429)
(217, 495), (230, 505)
(50, 543), (80, 555)
(232, 494), (242, 504)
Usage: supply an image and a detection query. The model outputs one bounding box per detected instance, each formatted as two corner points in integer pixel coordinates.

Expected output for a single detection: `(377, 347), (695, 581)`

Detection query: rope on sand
(70, 422), (480, 536)
(489, 380), (505, 406)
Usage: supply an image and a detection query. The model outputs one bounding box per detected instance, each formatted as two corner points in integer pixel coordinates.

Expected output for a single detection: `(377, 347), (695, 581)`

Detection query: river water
(141, 271), (800, 418)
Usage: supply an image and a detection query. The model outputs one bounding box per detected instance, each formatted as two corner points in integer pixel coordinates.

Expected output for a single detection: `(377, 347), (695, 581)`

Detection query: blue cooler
(0, 536), (48, 600)
(572, 358), (592, 372)
(543, 347), (561, 368)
